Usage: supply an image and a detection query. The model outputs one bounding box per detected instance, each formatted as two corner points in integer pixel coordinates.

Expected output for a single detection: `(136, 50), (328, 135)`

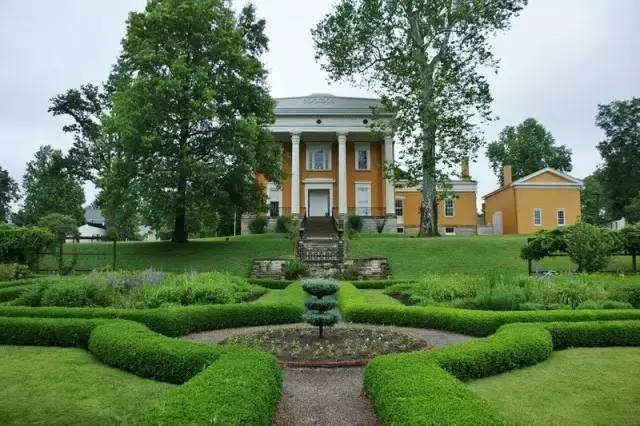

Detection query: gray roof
(84, 205), (105, 225)
(274, 93), (385, 116)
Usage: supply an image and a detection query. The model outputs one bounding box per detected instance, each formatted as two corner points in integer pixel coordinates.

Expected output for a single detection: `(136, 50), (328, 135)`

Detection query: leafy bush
(247, 278), (293, 290)
(471, 282), (526, 311)
(283, 259), (308, 280)
(576, 300), (633, 310)
(275, 215), (298, 238)
(0, 223), (56, 269)
(564, 223), (618, 272)
(249, 216), (268, 234)
(521, 228), (567, 261)
(9, 272), (267, 309)
(37, 213), (79, 240)
(0, 263), (31, 281)
(620, 224), (640, 255)
(347, 215), (363, 232)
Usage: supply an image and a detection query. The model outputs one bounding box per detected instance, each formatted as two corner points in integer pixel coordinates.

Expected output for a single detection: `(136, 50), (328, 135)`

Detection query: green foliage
(339, 283), (640, 336)
(10, 272), (267, 309)
(313, 0), (526, 235)
(0, 166), (19, 223)
(364, 320), (640, 426)
(283, 259), (308, 280)
(21, 146), (85, 224)
(275, 215), (297, 236)
(0, 263), (31, 281)
(0, 316), (101, 347)
(0, 223), (56, 269)
(302, 278), (340, 337)
(581, 171), (614, 226)
(520, 228), (567, 261)
(596, 97), (640, 219)
(302, 278), (340, 298)
(88, 321), (219, 384)
(247, 278), (293, 289)
(347, 215), (363, 232)
(487, 118), (572, 184)
(620, 224), (640, 254)
(564, 223), (618, 272)
(249, 216), (268, 234)
(141, 347), (281, 426)
(625, 194), (640, 224)
(37, 213), (79, 239)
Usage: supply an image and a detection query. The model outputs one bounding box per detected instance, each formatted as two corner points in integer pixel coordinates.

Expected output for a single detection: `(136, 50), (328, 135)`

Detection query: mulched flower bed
(221, 326), (429, 366)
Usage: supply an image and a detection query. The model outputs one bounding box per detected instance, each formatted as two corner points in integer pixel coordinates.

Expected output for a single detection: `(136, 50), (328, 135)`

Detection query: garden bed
(222, 325), (428, 366)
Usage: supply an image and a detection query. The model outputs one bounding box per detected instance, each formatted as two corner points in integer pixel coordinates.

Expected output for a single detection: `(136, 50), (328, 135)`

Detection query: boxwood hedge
(365, 320), (640, 426)
(0, 316), (282, 425)
(338, 283), (640, 336)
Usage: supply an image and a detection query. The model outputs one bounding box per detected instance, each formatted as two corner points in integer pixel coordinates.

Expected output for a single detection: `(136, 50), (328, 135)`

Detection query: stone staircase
(296, 217), (344, 277)
(303, 217), (336, 239)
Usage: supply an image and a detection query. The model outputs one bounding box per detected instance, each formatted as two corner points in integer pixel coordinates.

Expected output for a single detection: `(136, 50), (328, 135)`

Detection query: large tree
(581, 170), (613, 226)
(596, 97), (640, 220)
(487, 118), (572, 185)
(0, 166), (19, 222)
(313, 0), (526, 236)
(51, 0), (281, 242)
(21, 146), (85, 224)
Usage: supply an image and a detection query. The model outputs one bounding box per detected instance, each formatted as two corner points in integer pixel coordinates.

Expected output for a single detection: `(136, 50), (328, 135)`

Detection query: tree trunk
(419, 122), (439, 236)
(172, 172), (188, 243)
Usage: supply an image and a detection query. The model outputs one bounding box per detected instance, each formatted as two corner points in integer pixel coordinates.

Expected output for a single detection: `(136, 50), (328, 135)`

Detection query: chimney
(503, 165), (513, 186)
(461, 159), (470, 180)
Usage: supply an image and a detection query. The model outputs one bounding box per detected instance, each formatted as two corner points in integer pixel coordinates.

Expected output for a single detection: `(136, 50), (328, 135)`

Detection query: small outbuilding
(483, 166), (583, 235)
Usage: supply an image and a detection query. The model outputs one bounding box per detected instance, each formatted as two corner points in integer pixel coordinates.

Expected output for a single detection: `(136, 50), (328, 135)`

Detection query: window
(557, 209), (566, 226)
(306, 144), (331, 170)
(268, 201), (279, 218)
(445, 227), (455, 235)
(444, 198), (455, 218)
(355, 143), (370, 170)
(397, 227), (404, 233)
(355, 183), (371, 216)
(395, 199), (404, 217)
(533, 208), (542, 226)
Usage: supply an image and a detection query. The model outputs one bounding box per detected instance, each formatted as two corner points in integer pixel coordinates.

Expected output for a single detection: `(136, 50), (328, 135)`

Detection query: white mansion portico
(268, 93), (395, 219)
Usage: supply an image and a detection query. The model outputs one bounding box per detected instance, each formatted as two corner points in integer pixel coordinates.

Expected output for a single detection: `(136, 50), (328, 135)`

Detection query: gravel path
(184, 324), (471, 426)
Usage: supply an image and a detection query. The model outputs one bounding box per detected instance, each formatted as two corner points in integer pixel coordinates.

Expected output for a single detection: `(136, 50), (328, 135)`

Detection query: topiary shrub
(564, 223), (617, 272)
(283, 259), (308, 280)
(347, 215), (363, 233)
(302, 278), (339, 338)
(249, 216), (268, 234)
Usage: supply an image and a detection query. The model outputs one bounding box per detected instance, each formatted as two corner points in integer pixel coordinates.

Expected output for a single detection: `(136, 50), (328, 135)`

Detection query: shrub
(520, 228), (567, 261)
(283, 259), (308, 280)
(37, 213), (79, 240)
(576, 300), (633, 310)
(249, 216), (268, 234)
(0, 316), (101, 347)
(302, 278), (340, 337)
(275, 215), (298, 238)
(0, 263), (31, 281)
(347, 215), (363, 232)
(471, 283), (526, 311)
(564, 223), (617, 272)
(247, 278), (293, 290)
(89, 321), (220, 384)
(0, 223), (56, 269)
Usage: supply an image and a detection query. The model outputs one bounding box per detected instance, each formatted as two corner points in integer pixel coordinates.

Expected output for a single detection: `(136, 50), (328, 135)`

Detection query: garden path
(185, 323), (471, 426)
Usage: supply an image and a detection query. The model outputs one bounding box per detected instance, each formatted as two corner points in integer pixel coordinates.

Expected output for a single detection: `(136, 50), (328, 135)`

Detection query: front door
(308, 189), (330, 217)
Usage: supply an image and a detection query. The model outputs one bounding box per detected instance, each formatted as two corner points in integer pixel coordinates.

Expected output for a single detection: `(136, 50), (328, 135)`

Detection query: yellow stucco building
(483, 166), (583, 235)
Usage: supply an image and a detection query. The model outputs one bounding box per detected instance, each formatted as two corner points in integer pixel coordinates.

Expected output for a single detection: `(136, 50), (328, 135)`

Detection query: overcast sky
(1, 0), (638, 211)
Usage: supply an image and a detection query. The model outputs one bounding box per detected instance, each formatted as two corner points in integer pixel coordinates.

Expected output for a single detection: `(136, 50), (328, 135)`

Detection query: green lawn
(39, 235), (293, 276)
(0, 346), (175, 425)
(468, 347), (640, 425)
(361, 289), (403, 305)
(348, 235), (634, 278)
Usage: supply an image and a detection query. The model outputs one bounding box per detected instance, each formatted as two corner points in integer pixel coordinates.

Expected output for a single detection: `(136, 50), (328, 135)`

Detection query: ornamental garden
(0, 222), (639, 425)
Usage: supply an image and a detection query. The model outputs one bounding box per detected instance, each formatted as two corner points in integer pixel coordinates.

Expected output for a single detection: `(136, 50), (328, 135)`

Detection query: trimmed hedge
(0, 301), (303, 337)
(0, 283), (38, 302)
(350, 279), (417, 289)
(248, 278), (294, 290)
(339, 283), (640, 336)
(0, 316), (282, 425)
(89, 321), (221, 384)
(141, 346), (281, 425)
(365, 320), (640, 426)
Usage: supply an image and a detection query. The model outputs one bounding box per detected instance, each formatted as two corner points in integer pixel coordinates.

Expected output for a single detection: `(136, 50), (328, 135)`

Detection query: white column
(338, 132), (348, 216)
(384, 134), (395, 215)
(291, 132), (301, 216)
